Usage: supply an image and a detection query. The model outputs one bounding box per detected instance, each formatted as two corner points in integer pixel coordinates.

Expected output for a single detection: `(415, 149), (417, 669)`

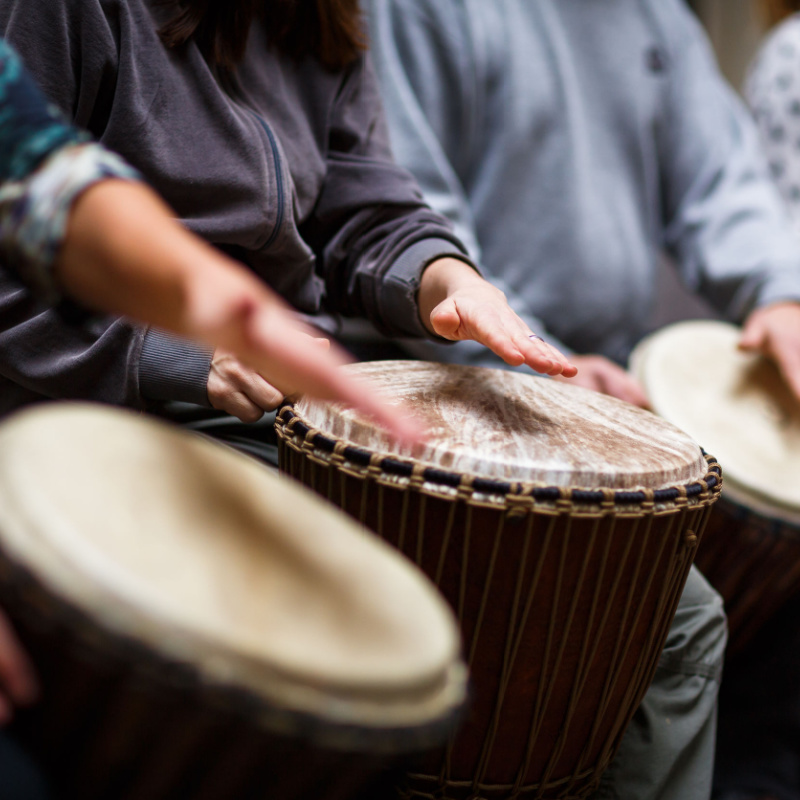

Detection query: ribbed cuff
(381, 238), (479, 338)
(139, 328), (214, 407)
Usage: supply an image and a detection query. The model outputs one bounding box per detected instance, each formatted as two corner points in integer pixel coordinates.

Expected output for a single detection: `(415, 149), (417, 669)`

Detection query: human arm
(655, 0), (800, 321)
(364, 0), (574, 357)
(738, 20), (800, 402)
(307, 49), (574, 376)
(652, 1), (800, 402)
(0, 2), (216, 411)
(58, 178), (421, 439)
(0, 30), (414, 436)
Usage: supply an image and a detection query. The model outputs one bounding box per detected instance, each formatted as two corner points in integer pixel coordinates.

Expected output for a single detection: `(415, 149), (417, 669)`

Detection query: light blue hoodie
(367, 0), (800, 364)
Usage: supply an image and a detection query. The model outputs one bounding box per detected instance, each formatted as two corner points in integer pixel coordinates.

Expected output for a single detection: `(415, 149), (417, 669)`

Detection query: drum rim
(277, 405), (721, 509)
(631, 319), (800, 515)
(0, 403), (469, 750)
(0, 539), (468, 755)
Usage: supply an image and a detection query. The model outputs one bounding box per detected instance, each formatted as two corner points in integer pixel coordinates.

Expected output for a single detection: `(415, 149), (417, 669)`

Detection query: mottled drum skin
(277, 362), (721, 800)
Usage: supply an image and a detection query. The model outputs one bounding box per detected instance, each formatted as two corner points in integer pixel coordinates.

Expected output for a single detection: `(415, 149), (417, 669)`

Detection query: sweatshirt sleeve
(363, 0), (573, 354)
(655, 0), (800, 320)
(303, 50), (479, 339)
(0, 0), (213, 409)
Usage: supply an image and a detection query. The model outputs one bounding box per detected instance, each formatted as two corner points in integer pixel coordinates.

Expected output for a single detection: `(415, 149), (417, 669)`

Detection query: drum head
(0, 404), (465, 743)
(630, 320), (800, 523)
(294, 362), (707, 490)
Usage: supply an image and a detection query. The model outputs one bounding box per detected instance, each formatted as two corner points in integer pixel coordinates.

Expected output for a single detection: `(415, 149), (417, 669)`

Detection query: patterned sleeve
(0, 38), (139, 303)
(746, 15), (800, 233)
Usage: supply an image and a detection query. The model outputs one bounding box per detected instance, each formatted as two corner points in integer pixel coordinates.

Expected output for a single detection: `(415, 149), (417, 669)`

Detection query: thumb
(429, 299), (462, 340)
(739, 316), (767, 352)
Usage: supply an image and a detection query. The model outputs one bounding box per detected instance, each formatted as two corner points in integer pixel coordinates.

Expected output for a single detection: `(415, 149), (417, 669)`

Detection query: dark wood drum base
(0, 557), (414, 800)
(277, 407), (721, 800)
(695, 497), (800, 655)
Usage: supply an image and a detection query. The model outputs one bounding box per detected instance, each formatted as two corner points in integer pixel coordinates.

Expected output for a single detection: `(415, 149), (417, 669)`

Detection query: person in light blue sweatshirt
(364, 1), (800, 799)
(367, 0), (800, 407)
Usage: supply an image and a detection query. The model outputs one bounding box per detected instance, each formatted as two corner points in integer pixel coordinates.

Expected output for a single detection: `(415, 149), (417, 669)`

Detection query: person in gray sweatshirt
(0, 0), (575, 462)
(363, 0), (800, 798)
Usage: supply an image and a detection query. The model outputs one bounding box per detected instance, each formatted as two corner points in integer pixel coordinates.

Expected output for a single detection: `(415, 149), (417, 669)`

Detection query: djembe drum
(0, 403), (467, 800)
(631, 319), (800, 653)
(276, 361), (721, 800)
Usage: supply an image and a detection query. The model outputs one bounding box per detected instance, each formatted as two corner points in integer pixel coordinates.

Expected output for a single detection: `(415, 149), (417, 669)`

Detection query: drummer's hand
(207, 331), (333, 423)
(0, 610), (38, 725)
(554, 355), (650, 408)
(208, 348), (295, 423)
(60, 180), (420, 442)
(740, 301), (800, 401)
(418, 259), (577, 377)
(206, 314), (423, 442)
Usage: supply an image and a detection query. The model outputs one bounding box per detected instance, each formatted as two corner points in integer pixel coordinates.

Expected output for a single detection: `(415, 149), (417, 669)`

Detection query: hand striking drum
(632, 319), (800, 653)
(0, 404), (467, 800)
(277, 361), (721, 800)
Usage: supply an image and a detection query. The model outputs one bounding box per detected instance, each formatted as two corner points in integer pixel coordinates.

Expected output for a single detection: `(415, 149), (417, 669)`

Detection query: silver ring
(528, 333), (545, 343)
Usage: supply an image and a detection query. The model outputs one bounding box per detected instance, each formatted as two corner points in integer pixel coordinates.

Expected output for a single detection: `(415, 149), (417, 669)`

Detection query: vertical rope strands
(468, 512), (508, 792)
(530, 497), (605, 796)
(514, 493), (575, 798)
(558, 494), (620, 797)
(274, 407), (722, 800)
(593, 503), (677, 774)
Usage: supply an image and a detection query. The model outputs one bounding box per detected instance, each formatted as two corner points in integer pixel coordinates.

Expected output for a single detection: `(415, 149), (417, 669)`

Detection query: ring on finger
(528, 333), (545, 344)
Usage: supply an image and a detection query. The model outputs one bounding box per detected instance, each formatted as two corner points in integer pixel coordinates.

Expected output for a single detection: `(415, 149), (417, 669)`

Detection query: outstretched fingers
(431, 295), (576, 377)
(243, 308), (424, 444)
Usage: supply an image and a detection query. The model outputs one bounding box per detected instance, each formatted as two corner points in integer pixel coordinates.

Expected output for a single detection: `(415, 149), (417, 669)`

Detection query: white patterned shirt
(747, 14), (800, 233)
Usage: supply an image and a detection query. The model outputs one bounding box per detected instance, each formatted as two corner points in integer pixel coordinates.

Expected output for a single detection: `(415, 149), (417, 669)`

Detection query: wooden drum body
(277, 362), (721, 800)
(0, 404), (467, 800)
(631, 320), (800, 652)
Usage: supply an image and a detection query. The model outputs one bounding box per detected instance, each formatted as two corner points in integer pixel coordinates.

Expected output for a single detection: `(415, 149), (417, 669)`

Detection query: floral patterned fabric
(0, 38), (138, 302)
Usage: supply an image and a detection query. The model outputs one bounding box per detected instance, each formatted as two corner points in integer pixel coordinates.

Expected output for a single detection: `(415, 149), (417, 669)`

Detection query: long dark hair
(159, 0), (367, 71)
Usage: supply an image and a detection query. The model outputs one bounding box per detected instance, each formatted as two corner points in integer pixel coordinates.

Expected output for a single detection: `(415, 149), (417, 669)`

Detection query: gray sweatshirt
(0, 0), (472, 414)
(367, 0), (800, 365)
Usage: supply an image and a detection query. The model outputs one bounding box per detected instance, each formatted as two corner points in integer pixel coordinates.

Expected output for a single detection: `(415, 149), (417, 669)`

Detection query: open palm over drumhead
(420, 259), (577, 377)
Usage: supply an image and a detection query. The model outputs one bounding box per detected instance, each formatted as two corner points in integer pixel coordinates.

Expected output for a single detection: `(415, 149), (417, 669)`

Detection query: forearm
(59, 180), (235, 333)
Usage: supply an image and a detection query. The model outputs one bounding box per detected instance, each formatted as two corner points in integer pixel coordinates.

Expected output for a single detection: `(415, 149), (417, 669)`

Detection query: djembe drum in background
(276, 361), (721, 800)
(631, 319), (800, 653)
(0, 403), (467, 800)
